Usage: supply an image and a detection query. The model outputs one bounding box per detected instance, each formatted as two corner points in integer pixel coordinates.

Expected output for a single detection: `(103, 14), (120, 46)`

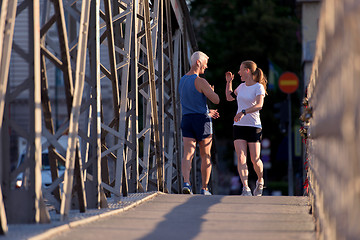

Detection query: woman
(225, 60), (267, 196)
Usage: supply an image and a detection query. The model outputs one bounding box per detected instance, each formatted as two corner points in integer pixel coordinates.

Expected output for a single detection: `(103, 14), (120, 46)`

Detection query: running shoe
(253, 181), (264, 196)
(241, 186), (252, 196)
(182, 182), (193, 194)
(200, 188), (212, 195)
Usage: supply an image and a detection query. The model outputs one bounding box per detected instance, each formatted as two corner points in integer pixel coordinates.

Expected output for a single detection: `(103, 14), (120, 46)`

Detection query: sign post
(278, 72), (299, 196)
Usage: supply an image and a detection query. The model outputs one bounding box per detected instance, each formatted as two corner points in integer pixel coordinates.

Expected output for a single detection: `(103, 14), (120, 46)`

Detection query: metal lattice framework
(0, 0), (197, 230)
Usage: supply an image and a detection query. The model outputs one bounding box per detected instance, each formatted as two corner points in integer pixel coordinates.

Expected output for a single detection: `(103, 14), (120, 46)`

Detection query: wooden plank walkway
(48, 194), (315, 240)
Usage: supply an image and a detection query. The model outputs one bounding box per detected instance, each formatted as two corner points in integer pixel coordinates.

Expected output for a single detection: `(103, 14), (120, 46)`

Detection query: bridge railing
(0, 0), (197, 231)
(304, 0), (360, 239)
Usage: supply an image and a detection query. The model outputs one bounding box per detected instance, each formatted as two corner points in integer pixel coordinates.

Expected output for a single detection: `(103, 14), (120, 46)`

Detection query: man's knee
(200, 152), (211, 160)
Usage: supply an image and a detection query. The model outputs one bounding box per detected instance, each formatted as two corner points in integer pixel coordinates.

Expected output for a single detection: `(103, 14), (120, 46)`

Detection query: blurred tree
(188, 0), (302, 189)
(188, 0), (301, 135)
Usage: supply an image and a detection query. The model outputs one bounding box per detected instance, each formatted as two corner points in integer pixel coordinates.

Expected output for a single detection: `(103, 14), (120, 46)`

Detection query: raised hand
(225, 71), (234, 82)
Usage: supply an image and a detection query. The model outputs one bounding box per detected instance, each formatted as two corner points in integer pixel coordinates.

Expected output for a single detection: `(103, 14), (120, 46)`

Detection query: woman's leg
(248, 142), (264, 184)
(234, 139), (249, 187)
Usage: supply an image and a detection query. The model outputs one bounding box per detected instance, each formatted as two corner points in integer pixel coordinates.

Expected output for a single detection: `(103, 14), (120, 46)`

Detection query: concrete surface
(0, 192), (159, 240)
(41, 194), (315, 240)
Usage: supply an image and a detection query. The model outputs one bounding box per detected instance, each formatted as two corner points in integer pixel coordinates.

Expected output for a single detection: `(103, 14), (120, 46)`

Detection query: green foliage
(188, 0), (302, 140)
(188, 1), (303, 190)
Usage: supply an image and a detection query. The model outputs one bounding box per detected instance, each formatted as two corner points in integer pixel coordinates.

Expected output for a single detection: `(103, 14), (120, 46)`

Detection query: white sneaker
(241, 186), (252, 196)
(200, 188), (212, 195)
(253, 181), (264, 196)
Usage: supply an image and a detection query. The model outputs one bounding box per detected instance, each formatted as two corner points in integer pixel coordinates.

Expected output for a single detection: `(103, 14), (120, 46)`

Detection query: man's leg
(198, 135), (213, 190)
(181, 137), (196, 184)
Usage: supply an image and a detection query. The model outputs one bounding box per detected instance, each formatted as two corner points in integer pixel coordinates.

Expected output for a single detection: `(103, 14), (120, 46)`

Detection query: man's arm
(195, 77), (220, 104)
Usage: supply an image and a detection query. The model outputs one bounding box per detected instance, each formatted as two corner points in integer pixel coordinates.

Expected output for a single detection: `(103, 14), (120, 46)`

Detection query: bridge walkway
(44, 193), (315, 240)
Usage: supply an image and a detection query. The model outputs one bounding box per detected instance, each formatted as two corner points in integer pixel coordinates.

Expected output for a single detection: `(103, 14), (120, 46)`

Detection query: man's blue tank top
(179, 74), (208, 115)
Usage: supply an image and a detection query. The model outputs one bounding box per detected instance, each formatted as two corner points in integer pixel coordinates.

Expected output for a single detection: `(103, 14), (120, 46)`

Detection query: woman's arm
(225, 71), (236, 101)
(233, 95), (264, 122)
(244, 94), (264, 114)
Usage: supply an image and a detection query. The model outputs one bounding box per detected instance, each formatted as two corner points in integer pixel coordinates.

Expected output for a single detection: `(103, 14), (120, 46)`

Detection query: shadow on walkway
(138, 195), (223, 240)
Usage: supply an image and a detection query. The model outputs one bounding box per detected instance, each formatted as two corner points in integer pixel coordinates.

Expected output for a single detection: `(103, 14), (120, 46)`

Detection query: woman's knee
(251, 157), (261, 165)
(238, 158), (247, 168)
(237, 152), (247, 164)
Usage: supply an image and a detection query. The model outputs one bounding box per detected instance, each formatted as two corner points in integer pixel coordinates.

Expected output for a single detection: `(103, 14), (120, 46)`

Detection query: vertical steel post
(86, 0), (102, 209)
(0, 186), (7, 234)
(60, 0), (91, 220)
(0, 4), (18, 228)
(165, 0), (181, 193)
(114, 0), (134, 197)
(0, 0), (17, 127)
(157, 0), (166, 192)
(33, 0), (43, 223)
(143, 0), (164, 192)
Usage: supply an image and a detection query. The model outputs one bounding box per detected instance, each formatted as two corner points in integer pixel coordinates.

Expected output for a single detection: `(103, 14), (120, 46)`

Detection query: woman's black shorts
(233, 125), (262, 142)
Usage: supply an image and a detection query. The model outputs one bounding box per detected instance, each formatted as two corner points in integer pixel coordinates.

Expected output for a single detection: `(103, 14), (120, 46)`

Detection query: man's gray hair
(190, 51), (209, 67)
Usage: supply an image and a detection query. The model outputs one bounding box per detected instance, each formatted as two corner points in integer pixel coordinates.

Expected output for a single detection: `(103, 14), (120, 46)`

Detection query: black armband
(230, 91), (237, 98)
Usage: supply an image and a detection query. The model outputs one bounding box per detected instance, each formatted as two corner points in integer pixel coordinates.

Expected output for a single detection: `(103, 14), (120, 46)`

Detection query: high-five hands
(225, 71), (234, 82)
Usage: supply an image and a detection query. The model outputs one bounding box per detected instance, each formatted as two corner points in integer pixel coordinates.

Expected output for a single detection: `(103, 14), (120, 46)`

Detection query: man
(179, 51), (220, 195)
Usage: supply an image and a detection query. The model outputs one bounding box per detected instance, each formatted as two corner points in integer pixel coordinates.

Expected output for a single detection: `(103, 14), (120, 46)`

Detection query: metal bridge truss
(0, 0), (197, 231)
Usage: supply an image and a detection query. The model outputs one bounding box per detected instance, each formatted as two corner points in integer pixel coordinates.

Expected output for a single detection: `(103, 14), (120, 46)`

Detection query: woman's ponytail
(242, 60), (268, 95)
(254, 68), (268, 95)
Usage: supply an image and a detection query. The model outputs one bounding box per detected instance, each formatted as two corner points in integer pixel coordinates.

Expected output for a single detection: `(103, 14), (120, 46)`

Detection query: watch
(242, 109), (246, 115)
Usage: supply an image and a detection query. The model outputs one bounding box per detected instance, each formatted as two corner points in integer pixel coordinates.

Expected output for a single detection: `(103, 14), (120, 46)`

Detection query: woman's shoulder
(237, 82), (246, 88)
(234, 82), (245, 92)
(254, 82), (265, 90)
(255, 82), (266, 96)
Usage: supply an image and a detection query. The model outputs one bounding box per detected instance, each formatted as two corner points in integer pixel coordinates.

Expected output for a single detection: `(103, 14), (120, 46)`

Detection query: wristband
(242, 109), (246, 115)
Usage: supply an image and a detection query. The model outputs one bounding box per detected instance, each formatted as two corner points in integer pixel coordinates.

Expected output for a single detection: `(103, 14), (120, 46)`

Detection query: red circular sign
(278, 72), (299, 94)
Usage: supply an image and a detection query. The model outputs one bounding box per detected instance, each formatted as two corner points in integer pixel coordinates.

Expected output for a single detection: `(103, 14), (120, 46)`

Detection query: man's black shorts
(181, 113), (212, 142)
(233, 125), (262, 143)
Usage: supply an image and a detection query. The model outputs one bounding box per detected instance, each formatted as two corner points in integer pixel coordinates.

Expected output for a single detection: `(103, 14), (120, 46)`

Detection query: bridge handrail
(305, 0), (360, 239)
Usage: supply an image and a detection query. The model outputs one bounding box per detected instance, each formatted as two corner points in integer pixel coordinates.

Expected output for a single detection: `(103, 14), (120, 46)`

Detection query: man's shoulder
(195, 76), (208, 84)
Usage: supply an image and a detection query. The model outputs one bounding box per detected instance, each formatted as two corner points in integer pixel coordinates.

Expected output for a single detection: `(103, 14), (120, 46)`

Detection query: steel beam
(0, 0), (196, 225)
(164, 0), (181, 193)
(0, 186), (7, 235)
(0, 1), (18, 229)
(60, 0), (91, 220)
(1, 0), (49, 224)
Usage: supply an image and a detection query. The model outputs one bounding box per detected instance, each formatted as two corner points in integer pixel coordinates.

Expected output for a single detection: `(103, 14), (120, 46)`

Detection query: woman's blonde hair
(242, 60), (268, 94)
